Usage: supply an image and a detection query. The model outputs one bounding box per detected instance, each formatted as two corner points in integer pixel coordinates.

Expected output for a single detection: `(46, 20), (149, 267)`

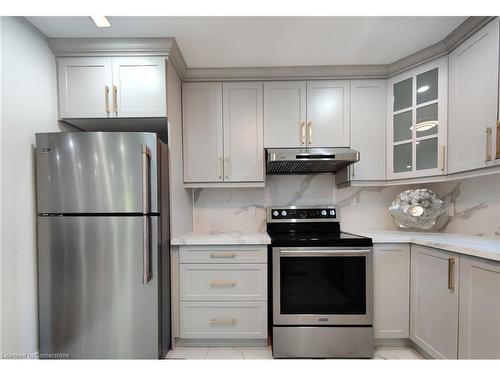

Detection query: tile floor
(166, 346), (423, 360)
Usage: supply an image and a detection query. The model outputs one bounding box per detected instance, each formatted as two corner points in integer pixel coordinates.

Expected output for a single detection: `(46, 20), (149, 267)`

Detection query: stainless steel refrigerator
(35, 132), (170, 359)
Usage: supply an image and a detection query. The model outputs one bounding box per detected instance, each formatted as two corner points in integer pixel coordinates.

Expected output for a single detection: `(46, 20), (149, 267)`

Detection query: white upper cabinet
(459, 256), (500, 359)
(223, 82), (264, 182)
(349, 80), (386, 181)
(264, 81), (307, 148)
(410, 245), (459, 359)
(57, 56), (166, 119)
(182, 82), (264, 185)
(111, 57), (166, 118)
(387, 57), (448, 180)
(264, 80), (350, 148)
(448, 19), (500, 173)
(182, 82), (223, 183)
(58, 57), (113, 118)
(306, 80), (350, 147)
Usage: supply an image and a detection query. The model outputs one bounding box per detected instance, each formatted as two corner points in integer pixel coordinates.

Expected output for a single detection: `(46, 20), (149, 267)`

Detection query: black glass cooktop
(266, 221), (372, 247)
(268, 231), (373, 247)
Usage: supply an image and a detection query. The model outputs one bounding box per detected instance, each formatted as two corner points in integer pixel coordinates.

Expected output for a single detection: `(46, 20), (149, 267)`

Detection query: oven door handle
(279, 249), (371, 256)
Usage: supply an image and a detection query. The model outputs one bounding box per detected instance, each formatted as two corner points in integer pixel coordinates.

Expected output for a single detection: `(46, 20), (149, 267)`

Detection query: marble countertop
(348, 230), (500, 262)
(171, 231), (271, 246)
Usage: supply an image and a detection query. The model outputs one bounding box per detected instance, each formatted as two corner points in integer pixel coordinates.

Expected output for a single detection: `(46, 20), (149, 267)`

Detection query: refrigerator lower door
(37, 216), (160, 359)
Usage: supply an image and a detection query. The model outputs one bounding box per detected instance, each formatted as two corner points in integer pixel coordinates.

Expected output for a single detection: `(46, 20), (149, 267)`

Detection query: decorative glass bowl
(389, 189), (446, 230)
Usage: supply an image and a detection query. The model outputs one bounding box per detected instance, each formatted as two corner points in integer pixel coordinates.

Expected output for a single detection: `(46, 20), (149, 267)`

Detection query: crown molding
(386, 16), (495, 77)
(168, 39), (188, 79)
(183, 64), (390, 81)
(48, 37), (177, 56)
(47, 16), (495, 82)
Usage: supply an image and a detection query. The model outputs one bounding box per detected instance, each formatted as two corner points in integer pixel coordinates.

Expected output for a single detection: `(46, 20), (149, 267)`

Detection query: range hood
(266, 148), (359, 174)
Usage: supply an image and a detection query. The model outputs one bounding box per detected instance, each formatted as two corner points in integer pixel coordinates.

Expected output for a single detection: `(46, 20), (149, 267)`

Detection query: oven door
(273, 247), (373, 326)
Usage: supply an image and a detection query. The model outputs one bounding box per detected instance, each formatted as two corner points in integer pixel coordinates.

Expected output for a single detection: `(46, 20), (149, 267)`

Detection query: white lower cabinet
(373, 244), (410, 339)
(458, 256), (500, 359)
(410, 245), (459, 359)
(179, 245), (267, 264)
(180, 264), (267, 301)
(180, 301), (267, 339)
(178, 245), (267, 340)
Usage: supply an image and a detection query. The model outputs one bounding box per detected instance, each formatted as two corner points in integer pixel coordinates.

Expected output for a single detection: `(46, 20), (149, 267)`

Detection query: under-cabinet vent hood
(266, 148), (360, 174)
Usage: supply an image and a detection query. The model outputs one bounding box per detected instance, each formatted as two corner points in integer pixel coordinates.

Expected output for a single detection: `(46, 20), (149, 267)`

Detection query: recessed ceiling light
(417, 85), (429, 93)
(91, 16), (111, 28)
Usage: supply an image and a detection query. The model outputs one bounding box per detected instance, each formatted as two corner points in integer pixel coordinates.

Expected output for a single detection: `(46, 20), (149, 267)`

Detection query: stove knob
(272, 210), (279, 217)
(329, 209), (336, 216)
(281, 210), (288, 217)
(321, 210), (327, 216)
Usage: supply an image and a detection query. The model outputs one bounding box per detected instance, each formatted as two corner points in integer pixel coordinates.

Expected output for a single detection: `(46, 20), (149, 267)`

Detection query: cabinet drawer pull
(448, 258), (455, 291)
(104, 85), (110, 113)
(211, 318), (237, 326)
(485, 127), (492, 162)
(210, 280), (238, 287)
(210, 252), (236, 259)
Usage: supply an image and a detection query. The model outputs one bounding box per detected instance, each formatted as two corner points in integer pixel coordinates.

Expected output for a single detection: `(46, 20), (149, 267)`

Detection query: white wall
(0, 17), (59, 355)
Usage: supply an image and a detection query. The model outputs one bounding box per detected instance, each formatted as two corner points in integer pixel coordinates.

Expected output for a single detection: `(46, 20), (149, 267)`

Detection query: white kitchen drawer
(180, 301), (267, 339)
(179, 245), (267, 264)
(180, 264), (267, 301)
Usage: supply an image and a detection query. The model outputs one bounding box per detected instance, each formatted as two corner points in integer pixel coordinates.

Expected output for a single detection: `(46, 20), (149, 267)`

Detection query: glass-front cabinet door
(387, 57), (448, 179)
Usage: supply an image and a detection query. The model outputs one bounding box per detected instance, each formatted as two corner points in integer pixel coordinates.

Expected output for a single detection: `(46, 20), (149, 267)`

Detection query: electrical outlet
(248, 205), (256, 218)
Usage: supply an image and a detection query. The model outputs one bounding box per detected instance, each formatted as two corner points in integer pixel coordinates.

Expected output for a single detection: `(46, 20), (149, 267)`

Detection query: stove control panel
(268, 206), (337, 221)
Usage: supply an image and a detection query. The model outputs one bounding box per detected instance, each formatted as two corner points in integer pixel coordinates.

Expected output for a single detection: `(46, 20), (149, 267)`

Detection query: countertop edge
(349, 231), (500, 262)
(170, 231), (271, 246)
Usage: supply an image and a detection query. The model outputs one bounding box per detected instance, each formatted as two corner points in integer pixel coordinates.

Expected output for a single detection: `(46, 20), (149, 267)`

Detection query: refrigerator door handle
(143, 216), (151, 284)
(142, 145), (151, 214)
(142, 145), (152, 284)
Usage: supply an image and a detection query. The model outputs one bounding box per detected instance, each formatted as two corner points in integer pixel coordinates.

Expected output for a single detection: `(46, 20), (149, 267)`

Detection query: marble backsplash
(192, 173), (500, 238)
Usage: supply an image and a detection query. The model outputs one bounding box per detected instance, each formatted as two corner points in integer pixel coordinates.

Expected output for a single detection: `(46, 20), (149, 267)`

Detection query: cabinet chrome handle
(104, 85), (110, 113)
(352, 164), (355, 178)
(113, 85), (118, 114)
(210, 280), (237, 287)
(448, 258), (455, 291)
(485, 127), (492, 162)
(211, 318), (237, 326)
(300, 122), (306, 145)
(439, 145), (446, 171)
(142, 145), (152, 284)
(218, 157), (223, 180)
(210, 252), (236, 258)
(307, 121), (312, 145)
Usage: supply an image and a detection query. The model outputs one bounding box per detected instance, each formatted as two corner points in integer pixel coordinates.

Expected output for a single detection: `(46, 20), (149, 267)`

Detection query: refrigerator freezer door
(36, 132), (158, 214)
(37, 216), (159, 359)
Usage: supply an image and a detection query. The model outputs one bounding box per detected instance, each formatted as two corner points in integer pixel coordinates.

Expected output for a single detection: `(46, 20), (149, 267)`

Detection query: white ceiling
(27, 16), (467, 68)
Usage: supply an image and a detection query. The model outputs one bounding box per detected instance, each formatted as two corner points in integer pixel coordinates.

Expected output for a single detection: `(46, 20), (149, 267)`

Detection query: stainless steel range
(267, 206), (374, 358)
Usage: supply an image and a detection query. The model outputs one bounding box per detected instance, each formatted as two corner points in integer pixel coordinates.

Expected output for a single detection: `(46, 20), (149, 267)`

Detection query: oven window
(280, 256), (366, 315)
